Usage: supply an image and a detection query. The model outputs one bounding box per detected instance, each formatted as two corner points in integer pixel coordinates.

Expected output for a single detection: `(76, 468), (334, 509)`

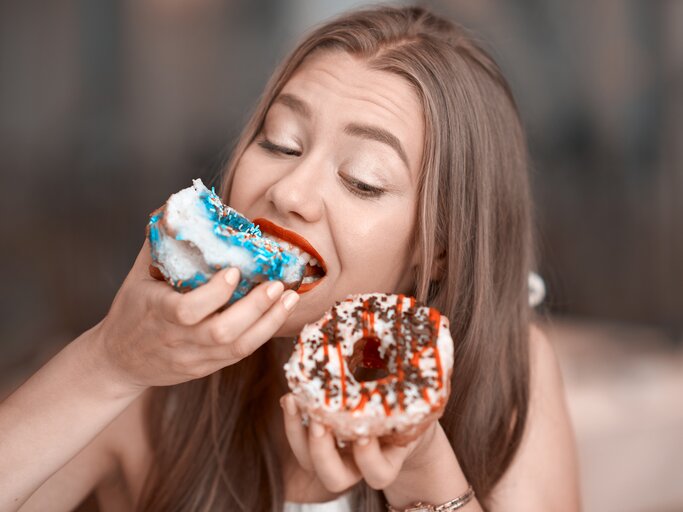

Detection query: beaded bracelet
(385, 485), (475, 512)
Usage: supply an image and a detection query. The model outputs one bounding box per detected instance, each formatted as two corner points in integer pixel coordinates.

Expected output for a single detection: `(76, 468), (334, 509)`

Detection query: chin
(273, 323), (301, 338)
(273, 297), (331, 337)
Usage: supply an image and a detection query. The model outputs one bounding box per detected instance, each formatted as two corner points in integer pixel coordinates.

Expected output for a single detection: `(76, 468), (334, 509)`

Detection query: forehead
(278, 50), (424, 176)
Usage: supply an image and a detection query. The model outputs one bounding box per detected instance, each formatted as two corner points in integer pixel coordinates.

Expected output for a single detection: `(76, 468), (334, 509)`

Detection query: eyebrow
(274, 93), (312, 119)
(273, 93), (410, 169)
(343, 123), (409, 169)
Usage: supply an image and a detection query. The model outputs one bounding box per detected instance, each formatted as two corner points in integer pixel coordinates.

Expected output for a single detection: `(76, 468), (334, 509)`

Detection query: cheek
(227, 149), (268, 210)
(339, 210), (415, 287)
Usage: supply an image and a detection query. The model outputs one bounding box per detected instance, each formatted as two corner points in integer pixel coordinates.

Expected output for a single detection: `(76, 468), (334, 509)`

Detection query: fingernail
(224, 268), (240, 286)
(266, 281), (284, 299)
(311, 421), (325, 438)
(357, 436), (370, 446)
(282, 290), (300, 311)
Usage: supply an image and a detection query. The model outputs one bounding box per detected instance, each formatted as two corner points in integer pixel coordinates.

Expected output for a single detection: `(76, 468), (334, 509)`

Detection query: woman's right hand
(91, 238), (300, 393)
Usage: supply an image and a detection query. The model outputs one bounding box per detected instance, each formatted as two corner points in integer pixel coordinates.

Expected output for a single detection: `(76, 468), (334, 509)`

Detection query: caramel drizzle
(395, 295), (405, 411)
(298, 335), (304, 366)
(429, 307), (444, 391)
(336, 341), (347, 409)
(301, 295), (446, 415)
(322, 319), (331, 406)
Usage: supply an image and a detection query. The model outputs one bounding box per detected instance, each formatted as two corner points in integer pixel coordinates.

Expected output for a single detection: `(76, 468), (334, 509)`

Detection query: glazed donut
(284, 293), (454, 445)
(146, 179), (305, 303)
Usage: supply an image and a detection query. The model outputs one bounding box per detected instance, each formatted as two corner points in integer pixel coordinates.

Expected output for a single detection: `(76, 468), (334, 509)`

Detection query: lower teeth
(302, 276), (321, 285)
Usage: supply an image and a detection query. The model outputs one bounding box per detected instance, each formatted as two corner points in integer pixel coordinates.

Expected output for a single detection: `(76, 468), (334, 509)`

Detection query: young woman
(0, 6), (580, 511)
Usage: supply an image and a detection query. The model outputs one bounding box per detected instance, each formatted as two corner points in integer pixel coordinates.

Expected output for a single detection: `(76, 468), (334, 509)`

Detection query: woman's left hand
(280, 392), (439, 493)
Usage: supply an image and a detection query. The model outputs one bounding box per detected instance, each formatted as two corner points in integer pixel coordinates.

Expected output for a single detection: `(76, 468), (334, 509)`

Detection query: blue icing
(228, 277), (253, 304)
(148, 213), (163, 261)
(146, 180), (303, 299)
(177, 271), (208, 289)
(196, 185), (262, 237)
(148, 213), (161, 243)
(194, 186), (296, 282)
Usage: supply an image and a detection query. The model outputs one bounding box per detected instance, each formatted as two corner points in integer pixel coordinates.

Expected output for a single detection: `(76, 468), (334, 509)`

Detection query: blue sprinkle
(146, 181), (305, 300)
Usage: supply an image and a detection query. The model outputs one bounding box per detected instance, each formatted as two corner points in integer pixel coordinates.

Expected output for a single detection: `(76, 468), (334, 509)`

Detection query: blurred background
(1, 1), (681, 510)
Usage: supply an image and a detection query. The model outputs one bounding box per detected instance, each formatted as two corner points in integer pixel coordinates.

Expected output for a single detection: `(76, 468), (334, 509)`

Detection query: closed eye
(340, 173), (385, 199)
(257, 138), (301, 157)
(257, 136), (385, 199)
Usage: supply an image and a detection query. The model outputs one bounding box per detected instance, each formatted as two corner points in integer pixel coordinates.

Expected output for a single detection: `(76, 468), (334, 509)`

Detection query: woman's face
(229, 50), (425, 335)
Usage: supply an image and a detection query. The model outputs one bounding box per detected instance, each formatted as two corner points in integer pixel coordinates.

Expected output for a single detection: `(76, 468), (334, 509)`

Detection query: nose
(265, 156), (325, 222)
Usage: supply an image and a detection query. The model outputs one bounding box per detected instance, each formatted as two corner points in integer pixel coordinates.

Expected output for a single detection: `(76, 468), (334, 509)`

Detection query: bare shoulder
(487, 324), (581, 512)
(105, 387), (152, 455)
(19, 389), (152, 512)
(97, 388), (153, 507)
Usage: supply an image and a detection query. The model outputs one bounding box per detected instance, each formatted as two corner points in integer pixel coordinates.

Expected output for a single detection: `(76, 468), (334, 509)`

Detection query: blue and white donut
(147, 179), (305, 303)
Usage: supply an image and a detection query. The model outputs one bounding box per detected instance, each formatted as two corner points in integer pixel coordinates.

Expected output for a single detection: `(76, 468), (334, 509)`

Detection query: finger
(352, 436), (417, 490)
(380, 437), (421, 467)
(308, 421), (361, 493)
(160, 267), (241, 326)
(132, 238), (155, 275)
(280, 394), (314, 471)
(223, 290), (299, 357)
(199, 279), (285, 346)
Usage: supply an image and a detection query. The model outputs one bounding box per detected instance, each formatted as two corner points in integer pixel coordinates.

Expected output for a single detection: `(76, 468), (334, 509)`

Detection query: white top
(283, 492), (354, 512)
(528, 271), (546, 307)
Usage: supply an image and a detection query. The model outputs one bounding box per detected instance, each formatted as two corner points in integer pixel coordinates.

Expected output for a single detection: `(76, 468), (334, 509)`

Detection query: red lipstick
(252, 218), (327, 293)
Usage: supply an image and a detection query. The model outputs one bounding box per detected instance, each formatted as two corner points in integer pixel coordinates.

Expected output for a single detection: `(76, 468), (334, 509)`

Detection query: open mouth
(252, 218), (327, 293)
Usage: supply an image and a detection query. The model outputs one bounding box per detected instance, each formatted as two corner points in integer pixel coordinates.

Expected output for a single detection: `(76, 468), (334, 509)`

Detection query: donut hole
(348, 336), (389, 382)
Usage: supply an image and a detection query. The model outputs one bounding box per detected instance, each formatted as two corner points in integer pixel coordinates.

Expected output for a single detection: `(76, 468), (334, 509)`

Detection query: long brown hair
(138, 5), (533, 511)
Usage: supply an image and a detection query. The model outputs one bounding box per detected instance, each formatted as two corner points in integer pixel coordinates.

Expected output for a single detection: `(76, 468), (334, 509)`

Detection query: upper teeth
(267, 235), (321, 268)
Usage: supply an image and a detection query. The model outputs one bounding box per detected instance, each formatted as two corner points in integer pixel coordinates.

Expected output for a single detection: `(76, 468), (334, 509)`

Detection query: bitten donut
(146, 179), (305, 303)
(284, 293), (454, 446)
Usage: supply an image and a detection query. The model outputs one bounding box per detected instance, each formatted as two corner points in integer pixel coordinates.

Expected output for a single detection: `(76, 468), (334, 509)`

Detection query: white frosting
(165, 182), (258, 273)
(284, 293), (454, 439)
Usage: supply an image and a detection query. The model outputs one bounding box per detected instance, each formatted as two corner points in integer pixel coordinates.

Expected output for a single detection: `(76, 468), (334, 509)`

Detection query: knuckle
(371, 469), (397, 490)
(323, 479), (348, 494)
(366, 476), (389, 490)
(188, 364), (209, 379)
(159, 294), (176, 320)
(170, 355), (191, 375)
(208, 321), (232, 344)
(174, 302), (196, 326)
(230, 339), (252, 360)
(166, 338), (182, 350)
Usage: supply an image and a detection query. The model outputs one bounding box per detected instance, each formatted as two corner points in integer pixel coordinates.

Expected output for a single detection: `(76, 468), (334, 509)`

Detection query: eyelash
(340, 175), (384, 199)
(256, 137), (385, 199)
(257, 138), (301, 157)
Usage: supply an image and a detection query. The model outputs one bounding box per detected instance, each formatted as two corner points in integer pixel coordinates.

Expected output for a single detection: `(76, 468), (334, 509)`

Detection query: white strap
(284, 491), (354, 512)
